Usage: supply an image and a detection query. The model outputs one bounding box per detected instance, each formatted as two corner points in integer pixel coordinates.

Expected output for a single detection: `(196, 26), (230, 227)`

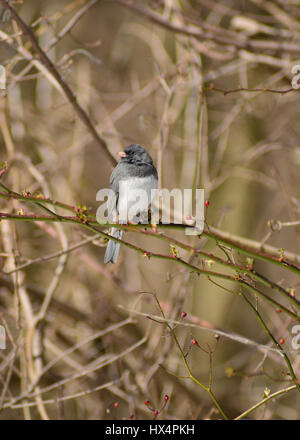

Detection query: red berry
(279, 338), (285, 345)
(164, 395), (169, 402)
(192, 338), (198, 346)
(113, 402), (119, 408)
(276, 308), (282, 313)
(154, 410), (159, 417)
(144, 400), (150, 406)
(205, 200), (210, 207)
(181, 311), (187, 318)
(130, 414), (134, 419)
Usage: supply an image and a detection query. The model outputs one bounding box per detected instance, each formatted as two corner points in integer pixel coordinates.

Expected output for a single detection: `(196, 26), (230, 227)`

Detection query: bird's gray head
(119, 144), (154, 165)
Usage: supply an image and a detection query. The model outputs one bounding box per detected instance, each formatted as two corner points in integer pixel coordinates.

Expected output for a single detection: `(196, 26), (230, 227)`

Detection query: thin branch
(235, 385), (297, 420)
(116, 0), (300, 54)
(207, 84), (295, 96)
(118, 306), (284, 356)
(0, 0), (117, 166)
(242, 292), (300, 392)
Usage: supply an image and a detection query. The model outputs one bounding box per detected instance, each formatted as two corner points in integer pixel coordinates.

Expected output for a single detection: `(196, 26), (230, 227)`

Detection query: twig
(207, 84), (295, 96)
(116, 0), (300, 54)
(235, 384), (297, 420)
(118, 306), (287, 356)
(242, 292), (300, 392)
(0, 0), (116, 166)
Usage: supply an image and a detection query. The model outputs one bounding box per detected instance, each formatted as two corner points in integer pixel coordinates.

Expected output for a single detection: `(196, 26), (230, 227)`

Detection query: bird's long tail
(104, 228), (123, 264)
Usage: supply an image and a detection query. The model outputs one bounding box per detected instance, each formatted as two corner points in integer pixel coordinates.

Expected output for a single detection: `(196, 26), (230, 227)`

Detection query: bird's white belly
(118, 175), (157, 224)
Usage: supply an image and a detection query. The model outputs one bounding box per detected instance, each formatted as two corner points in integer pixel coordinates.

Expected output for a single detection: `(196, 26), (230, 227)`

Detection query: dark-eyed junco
(104, 144), (158, 264)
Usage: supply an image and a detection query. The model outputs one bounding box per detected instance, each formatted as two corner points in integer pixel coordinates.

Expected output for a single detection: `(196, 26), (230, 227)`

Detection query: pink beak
(118, 151), (127, 158)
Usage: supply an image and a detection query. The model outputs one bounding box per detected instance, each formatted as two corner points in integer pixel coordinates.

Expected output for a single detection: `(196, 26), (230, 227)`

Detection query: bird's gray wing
(106, 165), (121, 221)
(104, 164), (123, 263)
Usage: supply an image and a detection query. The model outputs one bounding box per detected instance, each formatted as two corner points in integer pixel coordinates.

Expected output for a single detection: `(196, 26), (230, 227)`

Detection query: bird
(104, 144), (158, 264)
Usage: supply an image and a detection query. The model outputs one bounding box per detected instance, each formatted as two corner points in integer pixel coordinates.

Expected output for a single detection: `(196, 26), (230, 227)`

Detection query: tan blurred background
(0, 0), (300, 420)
